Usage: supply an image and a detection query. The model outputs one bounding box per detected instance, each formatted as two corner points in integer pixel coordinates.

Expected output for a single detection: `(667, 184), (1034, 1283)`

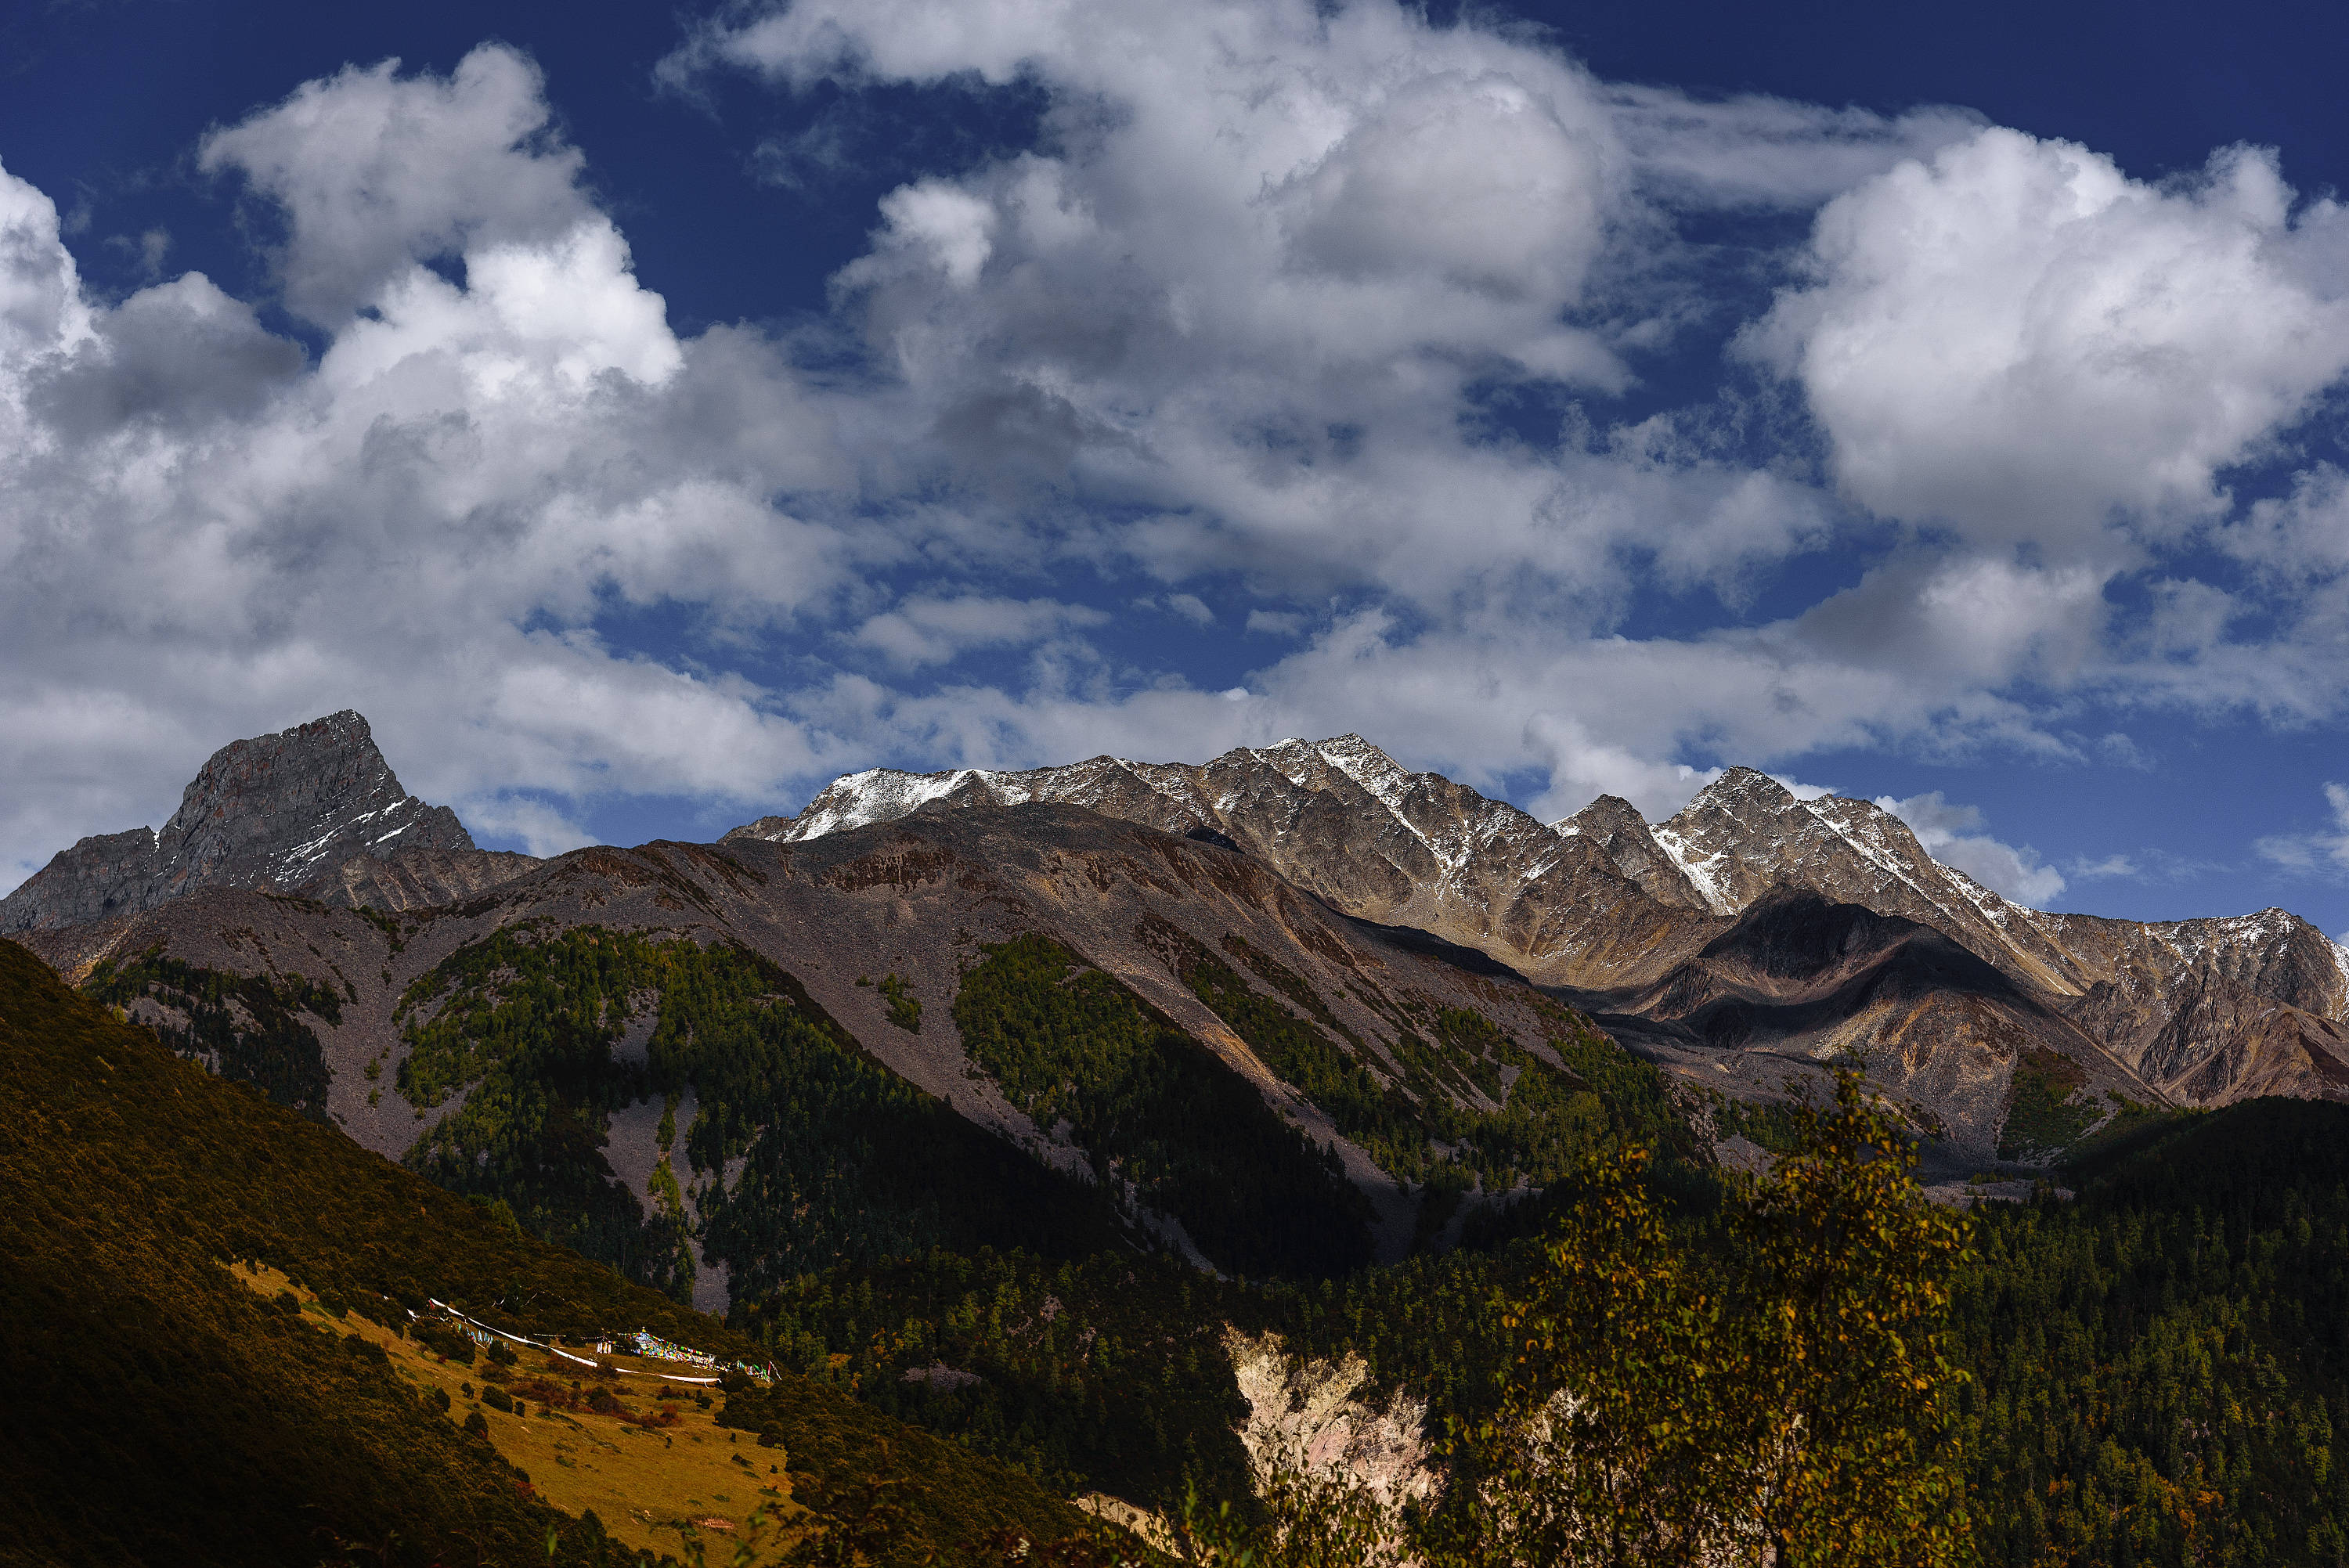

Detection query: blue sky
(4, 0), (2349, 936)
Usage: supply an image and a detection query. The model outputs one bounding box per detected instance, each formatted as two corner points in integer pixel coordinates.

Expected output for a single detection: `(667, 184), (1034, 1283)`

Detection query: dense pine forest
(32, 917), (2349, 1565)
(732, 1098), (2349, 1567)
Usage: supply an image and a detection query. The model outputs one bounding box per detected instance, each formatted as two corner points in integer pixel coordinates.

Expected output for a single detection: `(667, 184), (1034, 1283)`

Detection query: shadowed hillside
(0, 938), (1102, 1567)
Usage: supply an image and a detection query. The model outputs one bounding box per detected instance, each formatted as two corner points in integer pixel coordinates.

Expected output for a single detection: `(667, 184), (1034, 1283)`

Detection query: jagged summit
(0, 710), (507, 932)
(1558, 793), (1712, 910)
(161, 710), (471, 887)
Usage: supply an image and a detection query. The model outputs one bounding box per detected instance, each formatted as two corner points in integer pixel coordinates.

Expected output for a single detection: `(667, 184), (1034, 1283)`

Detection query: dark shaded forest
(31, 914), (2349, 1566)
(739, 1101), (2349, 1567)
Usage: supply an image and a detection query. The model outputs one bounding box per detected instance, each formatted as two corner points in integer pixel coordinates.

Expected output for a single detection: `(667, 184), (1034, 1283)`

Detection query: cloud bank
(4, 1), (2349, 914)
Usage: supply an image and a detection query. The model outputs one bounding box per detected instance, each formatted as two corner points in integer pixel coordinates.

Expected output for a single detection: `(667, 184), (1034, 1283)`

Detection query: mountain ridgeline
(16, 712), (2349, 1301)
(0, 709), (536, 933)
(733, 737), (2349, 1157)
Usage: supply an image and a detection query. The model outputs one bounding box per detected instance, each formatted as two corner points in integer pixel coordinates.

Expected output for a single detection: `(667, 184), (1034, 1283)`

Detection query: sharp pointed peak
(1568, 791), (1645, 816)
(1683, 766), (1800, 811)
(1308, 734), (1416, 777)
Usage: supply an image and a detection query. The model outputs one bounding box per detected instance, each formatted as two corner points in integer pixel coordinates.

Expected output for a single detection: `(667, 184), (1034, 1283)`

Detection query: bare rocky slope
(1575, 889), (2167, 1159)
(0, 710), (534, 931)
(730, 738), (2349, 1119)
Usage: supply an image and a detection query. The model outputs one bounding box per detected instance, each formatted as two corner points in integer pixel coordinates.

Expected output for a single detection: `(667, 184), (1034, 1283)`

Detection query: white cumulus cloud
(11, 6), (2349, 914)
(1749, 128), (2349, 553)
(0, 48), (857, 884)
(197, 46), (598, 326)
(1878, 790), (2066, 906)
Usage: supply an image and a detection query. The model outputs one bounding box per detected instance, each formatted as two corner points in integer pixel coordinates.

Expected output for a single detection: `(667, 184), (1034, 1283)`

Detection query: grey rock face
(301, 845), (543, 913)
(0, 827), (167, 932)
(0, 710), (484, 932)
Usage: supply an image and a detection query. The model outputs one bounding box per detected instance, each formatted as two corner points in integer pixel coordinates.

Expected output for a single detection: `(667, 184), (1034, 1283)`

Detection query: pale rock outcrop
(1224, 1328), (1437, 1516)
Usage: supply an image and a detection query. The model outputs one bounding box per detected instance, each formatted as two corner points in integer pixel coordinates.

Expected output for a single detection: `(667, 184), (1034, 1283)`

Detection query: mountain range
(13, 711), (2349, 1309)
(733, 737), (2349, 1129)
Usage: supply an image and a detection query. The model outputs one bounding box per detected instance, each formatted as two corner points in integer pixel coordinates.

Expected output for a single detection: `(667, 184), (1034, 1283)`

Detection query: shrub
(414, 1319), (477, 1365)
(463, 1411), (489, 1440)
(482, 1386), (514, 1415)
(878, 973), (922, 1033)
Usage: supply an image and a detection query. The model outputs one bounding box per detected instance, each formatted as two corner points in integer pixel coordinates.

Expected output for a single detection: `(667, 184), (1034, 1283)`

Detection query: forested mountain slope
(0, 938), (1099, 1567)
(731, 1089), (2349, 1567)
(19, 802), (1676, 1311)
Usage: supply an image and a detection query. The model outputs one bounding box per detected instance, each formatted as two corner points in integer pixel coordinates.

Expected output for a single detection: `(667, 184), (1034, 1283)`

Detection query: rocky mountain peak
(762, 765), (993, 844)
(1557, 794), (1638, 837)
(1650, 770), (1970, 925)
(1658, 766), (1802, 835)
(1689, 766), (1797, 809)
(157, 710), (473, 890)
(1561, 795), (1711, 910)
(718, 736), (2349, 1106)
(1648, 770), (1809, 915)
(0, 710), (483, 933)
(1296, 733), (1416, 803)
(727, 737), (1690, 988)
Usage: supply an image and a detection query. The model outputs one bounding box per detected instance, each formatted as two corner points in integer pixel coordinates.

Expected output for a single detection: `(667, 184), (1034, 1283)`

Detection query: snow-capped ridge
(722, 736), (2349, 1110)
(1648, 826), (1737, 914)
